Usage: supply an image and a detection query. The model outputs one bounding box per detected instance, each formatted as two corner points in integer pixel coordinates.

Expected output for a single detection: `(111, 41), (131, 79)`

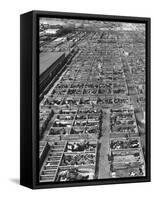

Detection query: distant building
(44, 29), (59, 35)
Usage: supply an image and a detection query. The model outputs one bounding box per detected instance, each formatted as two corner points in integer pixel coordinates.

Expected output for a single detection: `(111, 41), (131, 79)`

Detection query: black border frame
(20, 10), (151, 189)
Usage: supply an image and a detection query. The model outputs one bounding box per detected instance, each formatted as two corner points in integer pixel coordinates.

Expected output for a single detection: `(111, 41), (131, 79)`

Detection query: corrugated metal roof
(40, 52), (65, 75)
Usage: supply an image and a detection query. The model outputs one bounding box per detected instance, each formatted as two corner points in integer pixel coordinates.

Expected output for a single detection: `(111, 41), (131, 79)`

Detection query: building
(39, 52), (66, 97)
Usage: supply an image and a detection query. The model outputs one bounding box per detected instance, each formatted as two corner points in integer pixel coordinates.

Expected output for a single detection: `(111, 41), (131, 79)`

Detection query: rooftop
(40, 52), (65, 76)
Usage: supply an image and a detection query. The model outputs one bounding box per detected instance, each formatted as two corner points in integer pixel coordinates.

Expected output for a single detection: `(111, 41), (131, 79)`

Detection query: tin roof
(40, 52), (65, 75)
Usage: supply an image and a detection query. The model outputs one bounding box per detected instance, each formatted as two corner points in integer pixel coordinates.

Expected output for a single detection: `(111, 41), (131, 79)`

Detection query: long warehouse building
(39, 52), (66, 96)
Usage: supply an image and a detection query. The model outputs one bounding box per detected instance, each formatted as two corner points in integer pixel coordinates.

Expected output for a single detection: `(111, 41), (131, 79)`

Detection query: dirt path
(98, 109), (111, 179)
